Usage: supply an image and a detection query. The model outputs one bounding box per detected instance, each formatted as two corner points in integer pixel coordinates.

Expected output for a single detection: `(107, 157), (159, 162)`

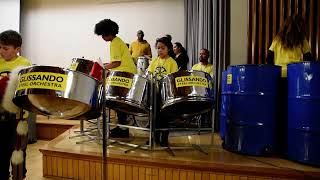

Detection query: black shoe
(110, 127), (129, 138)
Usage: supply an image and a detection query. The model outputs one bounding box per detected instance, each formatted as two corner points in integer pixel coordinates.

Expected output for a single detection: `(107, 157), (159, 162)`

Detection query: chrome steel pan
(13, 66), (100, 119)
(105, 71), (149, 115)
(160, 70), (214, 117)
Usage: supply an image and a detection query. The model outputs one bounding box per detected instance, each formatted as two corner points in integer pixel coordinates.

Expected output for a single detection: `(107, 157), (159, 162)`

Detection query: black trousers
(116, 111), (127, 125)
(0, 114), (16, 180)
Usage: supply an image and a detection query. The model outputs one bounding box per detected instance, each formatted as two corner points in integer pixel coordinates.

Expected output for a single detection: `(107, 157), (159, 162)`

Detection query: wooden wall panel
(247, 0), (320, 64)
(42, 155), (305, 180)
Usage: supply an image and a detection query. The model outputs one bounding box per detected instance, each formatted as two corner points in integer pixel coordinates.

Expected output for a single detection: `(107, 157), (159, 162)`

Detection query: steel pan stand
(105, 74), (156, 153)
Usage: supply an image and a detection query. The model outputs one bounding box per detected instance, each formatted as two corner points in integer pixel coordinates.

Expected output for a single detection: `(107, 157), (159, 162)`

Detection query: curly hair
(0, 30), (22, 48)
(276, 14), (307, 49)
(94, 19), (119, 36)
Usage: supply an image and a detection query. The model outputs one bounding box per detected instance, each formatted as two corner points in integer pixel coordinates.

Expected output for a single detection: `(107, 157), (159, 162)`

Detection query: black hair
(94, 19), (119, 36)
(201, 48), (210, 57)
(0, 30), (22, 48)
(156, 36), (175, 58)
(174, 42), (187, 54)
(165, 34), (172, 42)
(276, 14), (307, 49)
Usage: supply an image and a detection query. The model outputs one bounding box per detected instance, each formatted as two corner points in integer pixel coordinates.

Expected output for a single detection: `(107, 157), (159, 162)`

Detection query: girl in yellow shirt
(266, 14), (313, 77)
(266, 15), (313, 154)
(148, 36), (178, 146)
(148, 36), (178, 80)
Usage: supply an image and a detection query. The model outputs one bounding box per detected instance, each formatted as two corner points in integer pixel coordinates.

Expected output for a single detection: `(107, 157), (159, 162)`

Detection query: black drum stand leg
(102, 67), (108, 180)
(192, 144), (209, 155)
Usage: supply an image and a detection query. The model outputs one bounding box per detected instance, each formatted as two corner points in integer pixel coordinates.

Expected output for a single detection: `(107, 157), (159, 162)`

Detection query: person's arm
(104, 61), (121, 69)
(144, 55), (152, 61)
(146, 44), (152, 58)
(303, 52), (313, 61)
(129, 43), (133, 55)
(266, 50), (274, 65)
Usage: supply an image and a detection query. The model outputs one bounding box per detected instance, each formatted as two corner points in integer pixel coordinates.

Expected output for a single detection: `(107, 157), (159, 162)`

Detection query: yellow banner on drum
(106, 76), (133, 89)
(16, 72), (67, 91)
(175, 76), (208, 88)
(69, 62), (79, 71)
(227, 74), (232, 84)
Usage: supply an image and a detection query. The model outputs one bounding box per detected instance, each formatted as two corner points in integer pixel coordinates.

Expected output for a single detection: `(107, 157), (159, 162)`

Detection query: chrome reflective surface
(13, 66), (100, 119)
(105, 71), (150, 115)
(160, 70), (214, 117)
(136, 56), (149, 76)
(70, 58), (94, 76)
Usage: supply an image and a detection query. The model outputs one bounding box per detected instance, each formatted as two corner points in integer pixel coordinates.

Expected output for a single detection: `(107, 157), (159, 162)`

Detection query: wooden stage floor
(40, 126), (320, 180)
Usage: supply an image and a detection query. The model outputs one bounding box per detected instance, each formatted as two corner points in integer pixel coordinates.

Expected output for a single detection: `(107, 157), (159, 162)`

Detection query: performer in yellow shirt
(148, 37), (178, 80)
(94, 19), (137, 138)
(266, 15), (312, 77)
(192, 48), (214, 77)
(266, 15), (313, 155)
(129, 30), (152, 63)
(147, 36), (178, 146)
(0, 30), (32, 180)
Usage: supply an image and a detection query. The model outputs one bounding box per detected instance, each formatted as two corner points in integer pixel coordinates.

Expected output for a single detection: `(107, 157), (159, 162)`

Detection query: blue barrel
(287, 61), (320, 166)
(220, 71), (228, 140)
(224, 64), (281, 156)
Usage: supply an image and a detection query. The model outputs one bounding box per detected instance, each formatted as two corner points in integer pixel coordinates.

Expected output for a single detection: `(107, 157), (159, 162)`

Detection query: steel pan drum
(105, 71), (149, 115)
(136, 56), (149, 76)
(69, 58), (102, 81)
(13, 66), (100, 119)
(160, 70), (214, 117)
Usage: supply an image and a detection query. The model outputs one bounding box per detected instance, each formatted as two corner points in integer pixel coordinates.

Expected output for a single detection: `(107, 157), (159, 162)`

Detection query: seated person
(192, 48), (214, 77)
(173, 42), (189, 71)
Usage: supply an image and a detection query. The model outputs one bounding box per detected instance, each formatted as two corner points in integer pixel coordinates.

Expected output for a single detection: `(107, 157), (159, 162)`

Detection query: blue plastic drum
(220, 71), (228, 140)
(223, 64), (281, 156)
(287, 61), (320, 166)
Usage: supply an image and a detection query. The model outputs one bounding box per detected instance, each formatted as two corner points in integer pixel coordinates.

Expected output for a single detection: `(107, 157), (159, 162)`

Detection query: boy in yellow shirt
(94, 19), (137, 138)
(192, 48), (214, 77)
(0, 30), (31, 179)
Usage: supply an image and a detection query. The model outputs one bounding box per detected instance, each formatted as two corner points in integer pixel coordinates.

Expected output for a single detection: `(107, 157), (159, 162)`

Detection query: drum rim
(13, 94), (92, 119)
(287, 61), (320, 66)
(227, 64), (282, 68)
(105, 96), (150, 114)
(161, 70), (214, 80)
(21, 65), (100, 82)
(161, 97), (214, 110)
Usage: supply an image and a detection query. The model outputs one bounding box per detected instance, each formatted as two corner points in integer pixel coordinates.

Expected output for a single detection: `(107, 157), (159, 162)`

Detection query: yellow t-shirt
(0, 56), (31, 118)
(129, 40), (152, 62)
(192, 63), (214, 77)
(0, 56), (32, 77)
(110, 36), (137, 74)
(148, 56), (178, 79)
(269, 38), (311, 77)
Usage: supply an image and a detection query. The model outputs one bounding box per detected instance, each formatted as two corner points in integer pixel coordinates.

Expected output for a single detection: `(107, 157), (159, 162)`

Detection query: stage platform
(40, 126), (320, 180)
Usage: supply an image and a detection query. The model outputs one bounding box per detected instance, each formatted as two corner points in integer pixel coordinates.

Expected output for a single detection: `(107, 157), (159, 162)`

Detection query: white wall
(0, 0), (20, 32)
(230, 0), (248, 65)
(21, 0), (184, 67)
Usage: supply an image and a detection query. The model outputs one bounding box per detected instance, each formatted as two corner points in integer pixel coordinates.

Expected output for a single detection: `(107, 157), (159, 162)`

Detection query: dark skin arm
(104, 61), (121, 69)
(266, 50), (274, 65)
